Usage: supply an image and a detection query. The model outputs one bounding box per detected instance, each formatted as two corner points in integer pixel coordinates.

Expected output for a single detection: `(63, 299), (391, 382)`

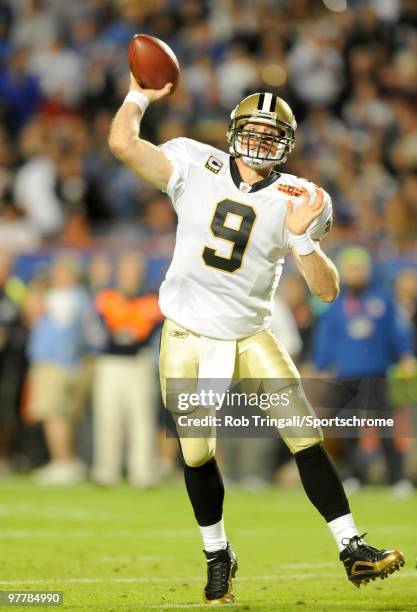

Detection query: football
(128, 34), (180, 93)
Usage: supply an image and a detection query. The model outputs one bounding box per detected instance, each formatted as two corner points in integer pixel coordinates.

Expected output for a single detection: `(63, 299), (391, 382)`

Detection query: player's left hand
(285, 187), (326, 235)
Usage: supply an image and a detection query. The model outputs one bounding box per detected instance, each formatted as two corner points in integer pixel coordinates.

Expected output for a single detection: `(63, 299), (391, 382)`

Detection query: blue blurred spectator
(313, 246), (416, 495)
(314, 247), (414, 378)
(25, 253), (104, 485)
(0, 46), (41, 134)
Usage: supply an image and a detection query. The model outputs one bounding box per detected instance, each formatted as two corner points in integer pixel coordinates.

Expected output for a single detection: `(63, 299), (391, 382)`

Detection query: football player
(109, 75), (405, 605)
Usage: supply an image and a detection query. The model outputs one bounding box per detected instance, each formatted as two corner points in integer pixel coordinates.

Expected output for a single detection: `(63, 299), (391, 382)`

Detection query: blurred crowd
(0, 0), (416, 249)
(0, 0), (417, 490)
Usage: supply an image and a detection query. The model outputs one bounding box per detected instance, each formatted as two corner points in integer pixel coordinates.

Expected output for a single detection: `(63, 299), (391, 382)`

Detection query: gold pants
(159, 319), (322, 466)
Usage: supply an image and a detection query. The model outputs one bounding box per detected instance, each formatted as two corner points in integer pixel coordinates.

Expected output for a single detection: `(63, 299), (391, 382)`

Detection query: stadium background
(0, 1), (417, 610)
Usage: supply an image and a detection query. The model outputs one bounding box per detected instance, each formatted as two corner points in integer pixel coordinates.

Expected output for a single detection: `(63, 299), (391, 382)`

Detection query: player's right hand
(129, 73), (172, 102)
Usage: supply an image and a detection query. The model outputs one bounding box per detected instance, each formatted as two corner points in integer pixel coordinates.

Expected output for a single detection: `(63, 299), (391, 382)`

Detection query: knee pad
(180, 437), (216, 468)
(267, 382), (323, 454)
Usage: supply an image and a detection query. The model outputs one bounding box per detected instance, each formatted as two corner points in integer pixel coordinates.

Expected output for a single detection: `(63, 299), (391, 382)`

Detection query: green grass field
(0, 478), (416, 611)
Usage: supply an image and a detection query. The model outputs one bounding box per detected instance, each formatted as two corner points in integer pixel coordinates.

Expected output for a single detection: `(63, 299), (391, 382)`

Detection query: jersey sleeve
(307, 189), (333, 241)
(158, 137), (191, 211)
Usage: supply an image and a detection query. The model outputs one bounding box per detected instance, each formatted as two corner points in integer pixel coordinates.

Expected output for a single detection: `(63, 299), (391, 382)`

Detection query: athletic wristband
(288, 232), (315, 256)
(124, 91), (150, 114)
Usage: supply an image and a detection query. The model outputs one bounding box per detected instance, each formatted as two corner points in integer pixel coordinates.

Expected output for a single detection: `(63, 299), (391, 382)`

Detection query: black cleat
(340, 533), (405, 588)
(203, 543), (238, 605)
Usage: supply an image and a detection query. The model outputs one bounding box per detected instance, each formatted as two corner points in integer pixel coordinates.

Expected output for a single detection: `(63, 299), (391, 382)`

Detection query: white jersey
(158, 138), (332, 340)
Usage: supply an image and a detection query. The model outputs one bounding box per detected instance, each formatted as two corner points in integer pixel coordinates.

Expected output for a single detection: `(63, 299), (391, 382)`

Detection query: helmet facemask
(230, 121), (293, 169)
(227, 94), (297, 168)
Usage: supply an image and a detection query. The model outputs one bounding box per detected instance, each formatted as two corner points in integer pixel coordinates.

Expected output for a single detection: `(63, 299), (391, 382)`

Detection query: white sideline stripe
(0, 572), (413, 585)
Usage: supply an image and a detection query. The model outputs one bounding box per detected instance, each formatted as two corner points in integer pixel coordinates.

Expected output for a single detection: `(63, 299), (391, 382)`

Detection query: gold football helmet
(227, 93), (297, 167)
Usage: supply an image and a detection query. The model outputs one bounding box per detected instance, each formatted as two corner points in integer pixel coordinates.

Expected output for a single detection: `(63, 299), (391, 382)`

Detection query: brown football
(128, 34), (180, 93)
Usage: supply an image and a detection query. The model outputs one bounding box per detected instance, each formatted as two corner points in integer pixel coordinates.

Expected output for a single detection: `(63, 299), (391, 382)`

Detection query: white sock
(327, 513), (360, 552)
(199, 518), (227, 552)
